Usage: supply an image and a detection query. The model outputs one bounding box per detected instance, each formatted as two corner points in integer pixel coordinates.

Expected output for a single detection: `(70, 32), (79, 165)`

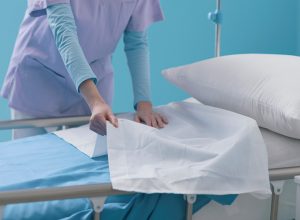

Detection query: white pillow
(162, 54), (300, 139)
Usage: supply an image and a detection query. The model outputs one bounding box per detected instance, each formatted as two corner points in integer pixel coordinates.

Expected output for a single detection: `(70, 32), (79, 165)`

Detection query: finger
(155, 115), (165, 128)
(134, 115), (141, 123)
(90, 122), (106, 136)
(144, 117), (152, 126)
(107, 113), (118, 128)
(94, 115), (107, 130)
(92, 114), (106, 124)
(92, 119), (106, 134)
(161, 115), (169, 124)
(92, 115), (107, 133)
(151, 116), (159, 128)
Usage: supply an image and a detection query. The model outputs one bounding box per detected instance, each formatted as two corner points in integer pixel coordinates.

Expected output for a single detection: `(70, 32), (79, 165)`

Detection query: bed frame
(0, 117), (198, 220)
(0, 117), (300, 220)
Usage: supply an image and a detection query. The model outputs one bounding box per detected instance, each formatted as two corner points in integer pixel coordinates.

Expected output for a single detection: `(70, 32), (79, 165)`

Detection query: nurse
(1, 0), (168, 138)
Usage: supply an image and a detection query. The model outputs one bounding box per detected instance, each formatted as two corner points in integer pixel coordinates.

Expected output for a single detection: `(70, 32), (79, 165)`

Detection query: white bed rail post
(90, 197), (107, 220)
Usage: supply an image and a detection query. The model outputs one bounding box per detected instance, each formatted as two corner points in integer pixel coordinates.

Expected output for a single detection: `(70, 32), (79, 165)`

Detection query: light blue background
(0, 0), (299, 141)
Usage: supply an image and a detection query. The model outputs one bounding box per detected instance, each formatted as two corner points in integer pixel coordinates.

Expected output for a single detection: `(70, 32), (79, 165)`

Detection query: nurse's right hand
(79, 79), (118, 135)
(90, 102), (118, 136)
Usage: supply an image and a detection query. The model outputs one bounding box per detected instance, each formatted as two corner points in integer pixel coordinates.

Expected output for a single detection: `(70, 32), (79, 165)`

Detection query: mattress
(261, 128), (300, 169)
(184, 98), (300, 170)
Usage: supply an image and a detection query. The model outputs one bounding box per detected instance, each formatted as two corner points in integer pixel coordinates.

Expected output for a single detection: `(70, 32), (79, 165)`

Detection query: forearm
(79, 80), (106, 110)
(46, 3), (97, 92)
(124, 30), (151, 108)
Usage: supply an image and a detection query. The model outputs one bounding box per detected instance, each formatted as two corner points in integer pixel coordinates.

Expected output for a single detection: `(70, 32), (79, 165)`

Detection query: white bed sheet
(107, 101), (270, 196)
(185, 98), (300, 170)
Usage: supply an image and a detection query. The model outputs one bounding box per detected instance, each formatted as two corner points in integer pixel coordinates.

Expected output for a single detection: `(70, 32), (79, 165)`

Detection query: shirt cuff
(76, 76), (97, 93)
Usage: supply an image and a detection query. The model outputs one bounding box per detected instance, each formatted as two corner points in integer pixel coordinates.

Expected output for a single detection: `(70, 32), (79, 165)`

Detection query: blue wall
(298, 0), (300, 55)
(222, 1), (298, 55)
(0, 1), (27, 141)
(0, 0), (298, 141)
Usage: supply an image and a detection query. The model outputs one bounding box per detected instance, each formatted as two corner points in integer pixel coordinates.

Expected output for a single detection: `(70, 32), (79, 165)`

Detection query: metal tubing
(215, 0), (221, 57)
(270, 185), (279, 220)
(0, 183), (130, 206)
(94, 208), (100, 220)
(269, 166), (300, 181)
(185, 195), (196, 220)
(216, 0), (221, 15)
(0, 116), (90, 130)
(0, 167), (299, 220)
(186, 202), (193, 220)
(0, 205), (3, 220)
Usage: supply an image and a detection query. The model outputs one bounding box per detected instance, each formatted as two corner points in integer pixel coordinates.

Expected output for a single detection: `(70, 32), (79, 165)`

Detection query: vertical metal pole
(296, 179), (300, 220)
(215, 0), (221, 57)
(185, 195), (197, 220)
(269, 181), (285, 220)
(0, 206), (4, 220)
(270, 183), (279, 220)
(186, 202), (193, 220)
(270, 193), (279, 220)
(270, 184), (279, 220)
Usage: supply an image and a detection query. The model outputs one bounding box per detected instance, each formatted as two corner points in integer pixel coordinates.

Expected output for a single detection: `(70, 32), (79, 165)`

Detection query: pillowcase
(162, 54), (300, 139)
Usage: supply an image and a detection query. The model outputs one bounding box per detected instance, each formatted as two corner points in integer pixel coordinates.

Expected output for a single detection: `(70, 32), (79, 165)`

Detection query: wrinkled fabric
(107, 101), (271, 196)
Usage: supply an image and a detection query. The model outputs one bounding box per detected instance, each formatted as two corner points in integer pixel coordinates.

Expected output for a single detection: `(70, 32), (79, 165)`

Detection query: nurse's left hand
(135, 101), (168, 128)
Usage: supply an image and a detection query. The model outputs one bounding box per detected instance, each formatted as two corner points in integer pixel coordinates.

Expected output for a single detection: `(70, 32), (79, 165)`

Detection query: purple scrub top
(1, 0), (164, 117)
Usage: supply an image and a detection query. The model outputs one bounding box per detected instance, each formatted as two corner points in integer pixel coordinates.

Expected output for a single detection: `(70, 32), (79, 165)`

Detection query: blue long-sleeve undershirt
(46, 4), (97, 92)
(124, 31), (151, 107)
(46, 4), (151, 107)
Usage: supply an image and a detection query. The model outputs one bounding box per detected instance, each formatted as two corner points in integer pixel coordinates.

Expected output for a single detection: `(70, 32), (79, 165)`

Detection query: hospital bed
(1, 111), (300, 220)
(0, 115), (206, 220)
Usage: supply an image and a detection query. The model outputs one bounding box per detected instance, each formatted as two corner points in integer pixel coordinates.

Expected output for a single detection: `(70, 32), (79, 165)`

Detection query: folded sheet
(107, 101), (271, 197)
(53, 124), (107, 158)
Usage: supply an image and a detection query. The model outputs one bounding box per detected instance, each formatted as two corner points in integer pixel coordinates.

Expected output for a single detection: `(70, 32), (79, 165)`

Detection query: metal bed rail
(0, 183), (126, 206)
(269, 167), (300, 181)
(0, 183), (196, 220)
(0, 116), (90, 130)
(0, 183), (130, 220)
(1, 168), (300, 220)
